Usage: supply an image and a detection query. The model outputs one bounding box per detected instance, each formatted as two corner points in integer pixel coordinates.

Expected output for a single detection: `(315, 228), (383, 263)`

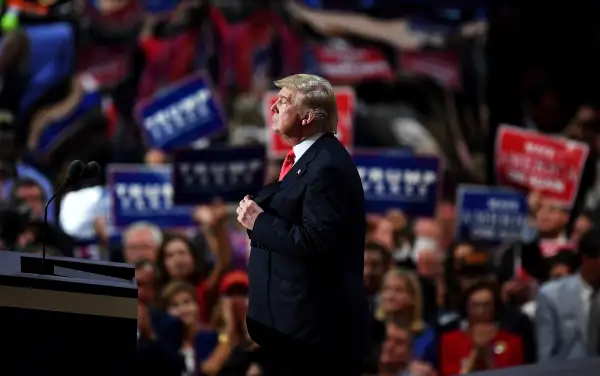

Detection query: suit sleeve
(535, 291), (556, 361)
(251, 166), (348, 259)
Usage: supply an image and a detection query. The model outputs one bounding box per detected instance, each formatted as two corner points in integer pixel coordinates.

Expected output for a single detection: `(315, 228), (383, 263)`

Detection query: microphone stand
(41, 179), (69, 272)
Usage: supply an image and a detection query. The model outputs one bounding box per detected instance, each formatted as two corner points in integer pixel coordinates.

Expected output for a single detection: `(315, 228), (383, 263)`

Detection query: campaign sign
(354, 152), (440, 216)
(263, 87), (355, 158)
(108, 164), (193, 229)
(77, 45), (132, 89)
(455, 185), (527, 244)
(312, 42), (394, 85)
(136, 73), (226, 150)
(495, 125), (589, 208)
(172, 147), (266, 205)
(400, 50), (461, 90)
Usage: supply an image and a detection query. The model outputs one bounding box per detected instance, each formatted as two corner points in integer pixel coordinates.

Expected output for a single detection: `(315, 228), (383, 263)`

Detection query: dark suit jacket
(498, 239), (545, 283)
(136, 308), (185, 376)
(246, 134), (369, 358)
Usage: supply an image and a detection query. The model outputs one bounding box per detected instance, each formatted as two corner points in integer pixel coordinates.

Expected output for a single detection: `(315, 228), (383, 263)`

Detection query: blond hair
(274, 74), (338, 134)
(376, 268), (426, 333)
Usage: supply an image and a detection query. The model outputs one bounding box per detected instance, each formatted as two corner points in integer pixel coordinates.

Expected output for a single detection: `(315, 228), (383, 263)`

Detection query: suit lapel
(279, 134), (332, 189)
(253, 181), (280, 206)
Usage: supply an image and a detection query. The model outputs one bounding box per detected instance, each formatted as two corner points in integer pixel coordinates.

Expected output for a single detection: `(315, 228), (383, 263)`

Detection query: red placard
(313, 44), (394, 85)
(77, 45), (132, 89)
(263, 87), (355, 158)
(495, 125), (589, 208)
(400, 50), (461, 90)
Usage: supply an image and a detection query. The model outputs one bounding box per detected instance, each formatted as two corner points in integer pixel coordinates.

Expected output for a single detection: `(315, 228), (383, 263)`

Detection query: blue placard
(108, 164), (194, 229)
(455, 185), (527, 244)
(136, 73), (226, 150)
(143, 0), (181, 13)
(172, 147), (266, 205)
(35, 91), (102, 155)
(354, 152), (440, 216)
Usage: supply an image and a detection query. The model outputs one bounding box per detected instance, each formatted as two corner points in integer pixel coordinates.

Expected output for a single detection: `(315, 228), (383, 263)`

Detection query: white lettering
(177, 159), (264, 188)
(487, 198), (520, 211)
(524, 142), (555, 158)
(144, 88), (212, 142)
(114, 181), (174, 212)
(358, 166), (438, 200)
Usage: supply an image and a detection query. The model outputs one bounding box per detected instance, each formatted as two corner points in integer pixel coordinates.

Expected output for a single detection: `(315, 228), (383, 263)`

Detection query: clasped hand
(236, 195), (264, 231)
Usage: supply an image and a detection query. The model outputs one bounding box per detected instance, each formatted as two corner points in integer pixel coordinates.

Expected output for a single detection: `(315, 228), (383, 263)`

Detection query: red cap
(219, 270), (249, 295)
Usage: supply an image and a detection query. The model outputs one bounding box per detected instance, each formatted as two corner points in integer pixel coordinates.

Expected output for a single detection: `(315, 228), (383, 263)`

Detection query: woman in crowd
(209, 271), (265, 376)
(440, 281), (524, 375)
(160, 280), (248, 376)
(156, 201), (231, 323)
(377, 268), (436, 366)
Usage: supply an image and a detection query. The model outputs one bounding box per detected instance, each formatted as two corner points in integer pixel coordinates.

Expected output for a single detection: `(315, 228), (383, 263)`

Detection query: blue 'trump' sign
(136, 73), (226, 150)
(108, 164), (194, 229)
(173, 147), (266, 205)
(354, 152), (440, 216)
(455, 185), (527, 244)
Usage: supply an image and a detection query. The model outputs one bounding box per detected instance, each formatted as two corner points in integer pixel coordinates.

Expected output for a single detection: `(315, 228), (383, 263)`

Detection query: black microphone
(81, 161), (101, 180)
(41, 160), (85, 268)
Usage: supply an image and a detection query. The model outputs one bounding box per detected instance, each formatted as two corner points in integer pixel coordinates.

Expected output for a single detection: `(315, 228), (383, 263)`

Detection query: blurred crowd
(3, 0), (600, 375)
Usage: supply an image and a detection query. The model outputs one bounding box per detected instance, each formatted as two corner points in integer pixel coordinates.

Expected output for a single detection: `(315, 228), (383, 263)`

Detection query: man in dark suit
(236, 74), (369, 376)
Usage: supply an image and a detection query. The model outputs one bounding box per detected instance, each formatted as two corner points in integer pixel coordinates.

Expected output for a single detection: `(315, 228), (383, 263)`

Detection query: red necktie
(279, 150), (295, 181)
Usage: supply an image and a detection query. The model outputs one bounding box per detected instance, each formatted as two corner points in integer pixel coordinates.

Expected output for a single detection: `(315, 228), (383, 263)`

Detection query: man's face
(270, 87), (301, 139)
(549, 263), (570, 280)
(536, 202), (568, 234)
(135, 266), (155, 304)
(16, 184), (43, 218)
(372, 219), (395, 250)
(416, 250), (442, 279)
(364, 249), (385, 293)
(380, 323), (411, 367)
(124, 229), (159, 264)
(414, 218), (440, 239)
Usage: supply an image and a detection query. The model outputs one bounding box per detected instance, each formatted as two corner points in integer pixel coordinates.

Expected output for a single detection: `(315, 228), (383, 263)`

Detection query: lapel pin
(297, 169), (302, 174)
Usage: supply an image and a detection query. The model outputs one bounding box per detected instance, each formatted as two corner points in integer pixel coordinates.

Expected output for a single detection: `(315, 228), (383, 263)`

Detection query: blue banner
(108, 165), (194, 229)
(354, 152), (440, 216)
(142, 0), (181, 13)
(21, 23), (75, 113)
(455, 185), (527, 244)
(136, 73), (226, 150)
(172, 147), (266, 205)
(35, 91), (102, 156)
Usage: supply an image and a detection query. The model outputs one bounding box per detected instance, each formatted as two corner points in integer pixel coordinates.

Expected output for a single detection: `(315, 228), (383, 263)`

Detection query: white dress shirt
(292, 133), (324, 165)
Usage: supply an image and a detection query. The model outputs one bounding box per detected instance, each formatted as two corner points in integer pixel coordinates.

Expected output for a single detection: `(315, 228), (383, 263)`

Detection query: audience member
(440, 281), (524, 375)
(123, 222), (163, 263)
(536, 228), (600, 360)
(377, 269), (436, 366)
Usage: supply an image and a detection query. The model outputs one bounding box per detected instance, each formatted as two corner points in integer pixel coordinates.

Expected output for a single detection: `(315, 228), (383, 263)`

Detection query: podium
(469, 357), (600, 376)
(0, 251), (137, 375)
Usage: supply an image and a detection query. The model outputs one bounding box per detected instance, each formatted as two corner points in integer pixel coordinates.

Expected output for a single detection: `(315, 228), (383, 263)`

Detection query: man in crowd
(123, 221), (163, 263)
(2, 177), (74, 255)
(236, 74), (369, 375)
(536, 228), (600, 360)
(377, 322), (436, 376)
(364, 242), (390, 309)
